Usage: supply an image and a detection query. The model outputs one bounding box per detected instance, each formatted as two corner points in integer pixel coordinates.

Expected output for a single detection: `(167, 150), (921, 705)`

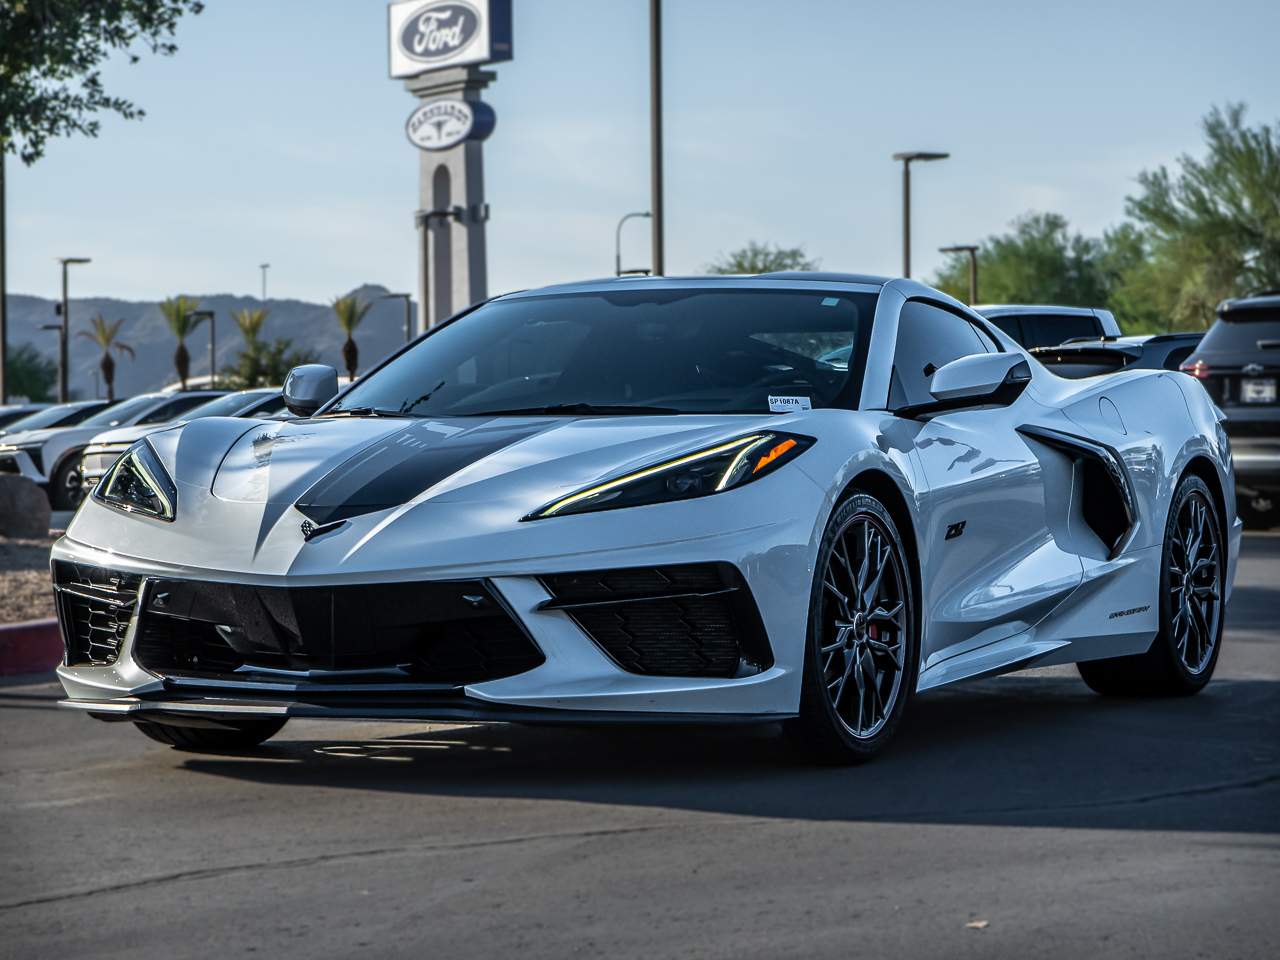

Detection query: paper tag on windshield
(768, 395), (812, 413)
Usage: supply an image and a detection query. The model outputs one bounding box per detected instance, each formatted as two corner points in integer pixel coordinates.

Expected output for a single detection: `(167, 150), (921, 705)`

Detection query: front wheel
(1078, 475), (1224, 696)
(51, 455), (86, 510)
(786, 493), (918, 763)
(133, 718), (287, 752)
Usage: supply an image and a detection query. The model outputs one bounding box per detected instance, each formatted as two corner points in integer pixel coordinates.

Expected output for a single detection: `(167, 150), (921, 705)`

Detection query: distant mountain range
(3, 284), (415, 400)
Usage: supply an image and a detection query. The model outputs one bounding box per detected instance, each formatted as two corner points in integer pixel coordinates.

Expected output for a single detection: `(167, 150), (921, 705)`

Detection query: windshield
(182, 392), (273, 420)
(329, 288), (877, 417)
(3, 403), (101, 432)
(79, 394), (163, 429)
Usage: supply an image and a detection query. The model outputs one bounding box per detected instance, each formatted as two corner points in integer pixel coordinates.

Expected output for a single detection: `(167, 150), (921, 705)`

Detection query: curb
(0, 618), (62, 677)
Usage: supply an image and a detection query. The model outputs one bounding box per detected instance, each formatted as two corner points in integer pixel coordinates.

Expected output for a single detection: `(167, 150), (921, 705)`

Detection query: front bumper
(53, 505), (818, 723)
(0, 448), (47, 483)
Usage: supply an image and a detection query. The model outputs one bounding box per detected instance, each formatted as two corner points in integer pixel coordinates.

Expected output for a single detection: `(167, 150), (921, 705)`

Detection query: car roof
(974, 304), (1102, 317)
(1218, 291), (1280, 316)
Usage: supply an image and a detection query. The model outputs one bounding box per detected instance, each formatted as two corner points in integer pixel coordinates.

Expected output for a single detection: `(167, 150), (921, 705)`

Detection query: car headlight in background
(82, 441), (131, 458)
(92, 440), (177, 521)
(525, 432), (814, 520)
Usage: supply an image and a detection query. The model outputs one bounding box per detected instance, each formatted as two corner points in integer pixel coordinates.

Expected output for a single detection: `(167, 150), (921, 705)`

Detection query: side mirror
(282, 364), (339, 417)
(897, 353), (1031, 419)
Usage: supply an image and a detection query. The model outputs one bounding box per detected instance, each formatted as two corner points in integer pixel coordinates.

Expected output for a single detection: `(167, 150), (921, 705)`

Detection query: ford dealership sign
(406, 98), (496, 151)
(389, 0), (512, 78)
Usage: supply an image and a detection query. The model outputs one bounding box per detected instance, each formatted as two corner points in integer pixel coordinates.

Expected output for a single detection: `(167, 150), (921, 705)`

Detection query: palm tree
(229, 307), (271, 387)
(231, 306), (269, 346)
(332, 295), (372, 381)
(77, 314), (135, 401)
(159, 295), (205, 389)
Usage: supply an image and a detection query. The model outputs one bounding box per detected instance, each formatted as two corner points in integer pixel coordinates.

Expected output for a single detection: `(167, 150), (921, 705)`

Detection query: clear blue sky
(9, 0), (1280, 303)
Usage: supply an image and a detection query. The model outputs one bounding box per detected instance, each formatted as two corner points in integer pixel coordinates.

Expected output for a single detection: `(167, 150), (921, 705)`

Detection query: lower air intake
(53, 561), (143, 666)
(540, 563), (772, 678)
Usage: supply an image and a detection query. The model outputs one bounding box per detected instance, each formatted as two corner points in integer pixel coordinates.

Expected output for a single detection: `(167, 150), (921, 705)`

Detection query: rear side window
(1016, 314), (1102, 349)
(1198, 312), (1280, 352)
(890, 301), (992, 407)
(1161, 345), (1196, 370)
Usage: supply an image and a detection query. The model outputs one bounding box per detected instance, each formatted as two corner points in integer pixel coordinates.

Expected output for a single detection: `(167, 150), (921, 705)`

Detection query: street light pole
(939, 244), (980, 304)
(259, 263), (270, 301)
(615, 211), (652, 276)
(186, 309), (215, 389)
(57, 257), (91, 403)
(0, 151), (7, 404)
(649, 0), (664, 276)
(891, 152), (949, 278)
(380, 293), (414, 343)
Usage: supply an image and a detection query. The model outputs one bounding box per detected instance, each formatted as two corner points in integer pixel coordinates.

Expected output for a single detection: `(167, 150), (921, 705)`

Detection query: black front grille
(53, 561), (143, 666)
(540, 563), (772, 678)
(133, 577), (543, 685)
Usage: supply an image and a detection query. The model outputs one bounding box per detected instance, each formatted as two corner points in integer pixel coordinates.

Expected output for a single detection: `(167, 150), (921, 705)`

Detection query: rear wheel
(787, 493), (918, 763)
(133, 718), (287, 752)
(1078, 475), (1223, 696)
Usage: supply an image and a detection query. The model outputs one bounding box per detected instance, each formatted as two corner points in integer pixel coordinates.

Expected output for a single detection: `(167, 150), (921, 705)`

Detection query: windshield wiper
(321, 407), (416, 419)
(462, 403), (681, 417)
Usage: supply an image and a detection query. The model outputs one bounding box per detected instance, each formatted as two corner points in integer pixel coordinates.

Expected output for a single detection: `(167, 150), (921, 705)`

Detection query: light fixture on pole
(259, 263), (270, 301)
(56, 257), (91, 403)
(891, 152), (949, 278)
(615, 212), (652, 276)
(186, 309), (216, 389)
(939, 244), (980, 304)
(380, 292), (414, 343)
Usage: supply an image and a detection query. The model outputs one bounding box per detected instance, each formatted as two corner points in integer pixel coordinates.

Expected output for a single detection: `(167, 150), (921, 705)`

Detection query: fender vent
(1017, 425), (1137, 558)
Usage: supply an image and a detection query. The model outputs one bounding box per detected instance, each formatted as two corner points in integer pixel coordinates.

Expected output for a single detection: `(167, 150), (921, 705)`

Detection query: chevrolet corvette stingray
(51, 274), (1241, 761)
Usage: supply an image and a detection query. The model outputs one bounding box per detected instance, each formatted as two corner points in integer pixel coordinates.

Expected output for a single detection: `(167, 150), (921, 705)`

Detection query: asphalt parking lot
(2, 535), (1277, 959)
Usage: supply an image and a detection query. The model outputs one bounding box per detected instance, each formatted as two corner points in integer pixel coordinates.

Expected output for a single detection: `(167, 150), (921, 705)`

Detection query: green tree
(1126, 103), (1280, 329)
(932, 213), (1111, 308)
(1, 0), (204, 165)
(332, 295), (372, 381)
(706, 241), (819, 274)
(223, 307), (314, 388)
(158, 295), (203, 389)
(76, 313), (134, 400)
(3, 342), (57, 402)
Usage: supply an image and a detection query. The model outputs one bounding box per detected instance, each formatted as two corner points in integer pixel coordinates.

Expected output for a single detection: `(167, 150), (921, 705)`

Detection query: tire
(1078, 475), (1224, 697)
(51, 454), (86, 510)
(133, 718), (287, 752)
(786, 493), (919, 763)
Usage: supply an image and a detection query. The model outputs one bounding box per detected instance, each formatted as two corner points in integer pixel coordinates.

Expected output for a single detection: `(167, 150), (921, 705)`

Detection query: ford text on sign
(388, 0), (513, 78)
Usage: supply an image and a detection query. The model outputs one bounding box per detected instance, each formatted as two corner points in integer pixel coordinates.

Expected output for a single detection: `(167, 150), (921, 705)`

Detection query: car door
(891, 300), (1083, 681)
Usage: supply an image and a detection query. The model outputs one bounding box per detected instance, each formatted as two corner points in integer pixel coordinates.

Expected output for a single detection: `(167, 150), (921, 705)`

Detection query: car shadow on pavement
(178, 672), (1280, 835)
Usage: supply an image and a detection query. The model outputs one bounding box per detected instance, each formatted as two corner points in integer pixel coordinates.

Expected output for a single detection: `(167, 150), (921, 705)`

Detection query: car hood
(88, 423), (165, 447)
(0, 427), (64, 446)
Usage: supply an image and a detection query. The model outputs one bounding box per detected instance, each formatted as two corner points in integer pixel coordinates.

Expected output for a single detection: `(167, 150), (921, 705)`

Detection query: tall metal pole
(60, 262), (69, 402)
(208, 312), (216, 389)
(0, 151), (7, 404)
(615, 211), (651, 276)
(649, 0), (664, 276)
(939, 244), (979, 304)
(259, 263), (270, 301)
(901, 160), (912, 278)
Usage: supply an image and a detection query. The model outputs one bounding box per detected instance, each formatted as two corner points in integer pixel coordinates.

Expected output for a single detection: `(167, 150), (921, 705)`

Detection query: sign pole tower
(389, 0), (511, 334)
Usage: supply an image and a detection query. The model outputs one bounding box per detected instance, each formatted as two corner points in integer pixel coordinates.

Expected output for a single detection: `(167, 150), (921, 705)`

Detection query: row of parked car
(1, 292), (1276, 523)
(0, 387), (287, 509)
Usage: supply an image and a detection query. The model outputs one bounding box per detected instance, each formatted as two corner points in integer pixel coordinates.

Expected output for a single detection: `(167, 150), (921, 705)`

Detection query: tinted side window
(248, 395), (288, 417)
(891, 301), (991, 407)
(137, 396), (212, 425)
(1019, 315), (1102, 349)
(988, 315), (1023, 342)
(1161, 345), (1195, 371)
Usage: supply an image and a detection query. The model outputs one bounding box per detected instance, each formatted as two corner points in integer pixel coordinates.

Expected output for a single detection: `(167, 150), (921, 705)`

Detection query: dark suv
(1182, 291), (1280, 527)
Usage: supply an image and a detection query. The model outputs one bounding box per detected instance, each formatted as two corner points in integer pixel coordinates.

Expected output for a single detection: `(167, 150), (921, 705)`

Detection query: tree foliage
(332, 295), (373, 381)
(1, 0), (204, 165)
(76, 313), (134, 400)
(3, 342), (57, 402)
(223, 307), (314, 388)
(931, 105), (1280, 334)
(158, 294), (203, 389)
(706, 241), (819, 275)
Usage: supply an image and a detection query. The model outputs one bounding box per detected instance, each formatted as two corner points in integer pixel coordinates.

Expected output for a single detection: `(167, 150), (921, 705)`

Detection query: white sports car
(52, 274), (1241, 761)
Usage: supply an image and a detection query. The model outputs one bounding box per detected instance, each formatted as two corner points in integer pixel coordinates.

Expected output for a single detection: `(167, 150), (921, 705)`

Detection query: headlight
(83, 442), (131, 457)
(92, 440), (177, 521)
(525, 431), (814, 520)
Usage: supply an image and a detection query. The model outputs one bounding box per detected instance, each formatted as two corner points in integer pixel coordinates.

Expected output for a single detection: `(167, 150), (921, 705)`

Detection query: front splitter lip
(57, 694), (793, 726)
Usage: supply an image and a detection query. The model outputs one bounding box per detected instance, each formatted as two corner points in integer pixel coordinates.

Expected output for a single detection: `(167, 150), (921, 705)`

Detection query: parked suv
(0, 390), (223, 509)
(975, 305), (1121, 349)
(1181, 290), (1280, 527)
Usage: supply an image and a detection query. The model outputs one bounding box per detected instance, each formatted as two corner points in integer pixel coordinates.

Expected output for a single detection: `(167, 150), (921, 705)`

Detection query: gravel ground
(0, 536), (56, 623)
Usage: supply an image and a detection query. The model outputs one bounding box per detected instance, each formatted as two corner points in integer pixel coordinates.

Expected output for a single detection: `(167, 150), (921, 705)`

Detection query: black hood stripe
(293, 418), (552, 526)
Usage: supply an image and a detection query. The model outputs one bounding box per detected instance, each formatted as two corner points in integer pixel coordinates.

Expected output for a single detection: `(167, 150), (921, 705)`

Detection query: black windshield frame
(327, 286), (879, 418)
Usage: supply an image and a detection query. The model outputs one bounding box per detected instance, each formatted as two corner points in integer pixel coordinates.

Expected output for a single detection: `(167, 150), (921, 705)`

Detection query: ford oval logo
(399, 1), (481, 62)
